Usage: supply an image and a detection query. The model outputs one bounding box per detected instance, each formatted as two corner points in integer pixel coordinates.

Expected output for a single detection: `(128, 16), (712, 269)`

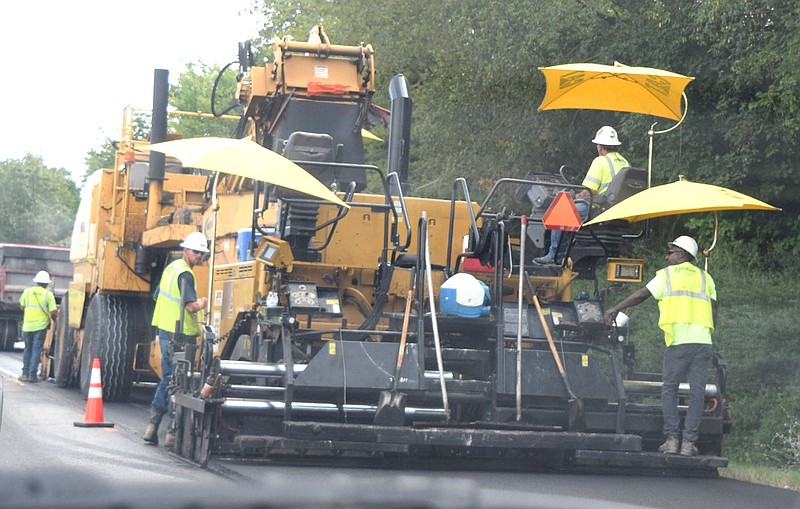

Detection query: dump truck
(0, 243), (71, 351)
(161, 28), (730, 474)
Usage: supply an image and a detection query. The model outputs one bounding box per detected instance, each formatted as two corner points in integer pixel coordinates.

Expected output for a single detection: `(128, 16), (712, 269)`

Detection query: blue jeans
(661, 343), (712, 442)
(151, 329), (175, 414)
(21, 328), (47, 377)
(546, 201), (589, 260)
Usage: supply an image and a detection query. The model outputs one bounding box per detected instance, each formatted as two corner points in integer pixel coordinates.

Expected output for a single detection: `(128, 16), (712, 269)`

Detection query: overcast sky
(0, 1), (261, 181)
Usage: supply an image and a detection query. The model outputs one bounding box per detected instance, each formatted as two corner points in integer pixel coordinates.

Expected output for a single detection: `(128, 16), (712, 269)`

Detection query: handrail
(445, 178), (480, 277)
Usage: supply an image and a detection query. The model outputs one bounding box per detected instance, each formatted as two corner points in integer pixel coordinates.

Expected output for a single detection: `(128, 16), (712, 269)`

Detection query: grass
(721, 462), (800, 492)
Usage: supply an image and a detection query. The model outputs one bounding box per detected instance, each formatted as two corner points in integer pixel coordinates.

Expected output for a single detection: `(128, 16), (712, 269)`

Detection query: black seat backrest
(282, 132), (337, 189)
(598, 166), (648, 209)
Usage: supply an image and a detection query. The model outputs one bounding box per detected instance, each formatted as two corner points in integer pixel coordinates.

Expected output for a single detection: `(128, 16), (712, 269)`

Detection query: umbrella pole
(205, 172), (221, 325)
(704, 211), (719, 272)
(646, 92), (689, 189)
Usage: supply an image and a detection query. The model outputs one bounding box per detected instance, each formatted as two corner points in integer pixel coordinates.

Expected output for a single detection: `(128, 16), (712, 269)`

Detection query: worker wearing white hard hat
(145, 231), (209, 446)
(535, 126), (630, 265)
(18, 271), (57, 382)
(604, 235), (717, 457)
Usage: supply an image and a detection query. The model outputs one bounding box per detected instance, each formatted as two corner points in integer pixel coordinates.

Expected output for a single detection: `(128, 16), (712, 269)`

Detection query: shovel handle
(532, 295), (566, 375)
(395, 289), (414, 371)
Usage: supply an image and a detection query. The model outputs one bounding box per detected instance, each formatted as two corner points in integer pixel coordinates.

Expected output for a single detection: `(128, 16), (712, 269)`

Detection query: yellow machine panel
(210, 262), (257, 339)
(315, 194), (477, 269)
(607, 258), (645, 283)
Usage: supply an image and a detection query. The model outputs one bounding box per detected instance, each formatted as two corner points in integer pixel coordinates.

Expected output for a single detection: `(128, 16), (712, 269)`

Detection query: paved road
(1, 350), (798, 509)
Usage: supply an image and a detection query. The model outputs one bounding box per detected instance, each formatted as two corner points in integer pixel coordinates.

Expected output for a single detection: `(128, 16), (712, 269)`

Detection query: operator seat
(276, 132), (337, 262)
(570, 167), (648, 274)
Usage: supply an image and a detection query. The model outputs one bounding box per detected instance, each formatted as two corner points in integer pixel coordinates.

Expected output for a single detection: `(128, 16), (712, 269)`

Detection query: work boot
(143, 408), (166, 445)
(658, 434), (680, 454)
(164, 429), (176, 450)
(680, 439), (698, 457)
(163, 415), (177, 450)
(18, 373), (28, 382)
(533, 255), (555, 265)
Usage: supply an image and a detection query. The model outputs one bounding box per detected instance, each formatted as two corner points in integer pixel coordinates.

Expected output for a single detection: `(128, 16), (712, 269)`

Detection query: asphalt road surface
(1, 349), (798, 509)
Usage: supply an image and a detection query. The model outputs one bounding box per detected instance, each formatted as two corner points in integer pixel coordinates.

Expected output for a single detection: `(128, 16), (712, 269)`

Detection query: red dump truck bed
(0, 243), (72, 350)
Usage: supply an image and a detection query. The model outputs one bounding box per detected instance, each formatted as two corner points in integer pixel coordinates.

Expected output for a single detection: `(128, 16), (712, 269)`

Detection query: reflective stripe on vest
(583, 153), (627, 195)
(657, 263), (714, 335)
(151, 259), (200, 336)
(20, 286), (53, 331)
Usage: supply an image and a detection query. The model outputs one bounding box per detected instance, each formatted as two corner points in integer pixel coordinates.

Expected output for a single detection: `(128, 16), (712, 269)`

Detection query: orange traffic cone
(74, 357), (115, 428)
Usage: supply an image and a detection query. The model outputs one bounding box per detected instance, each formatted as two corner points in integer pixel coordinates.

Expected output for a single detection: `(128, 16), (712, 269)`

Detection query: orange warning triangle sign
(542, 191), (582, 232)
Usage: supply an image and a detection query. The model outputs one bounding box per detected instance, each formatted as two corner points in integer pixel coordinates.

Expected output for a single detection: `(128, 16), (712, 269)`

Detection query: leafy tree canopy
(0, 154), (79, 245)
(247, 0), (799, 267)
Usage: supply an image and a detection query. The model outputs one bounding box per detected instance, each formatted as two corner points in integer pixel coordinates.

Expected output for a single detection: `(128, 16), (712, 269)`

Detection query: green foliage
(266, 0), (798, 250)
(83, 140), (116, 184)
(170, 62), (243, 138)
(0, 154), (79, 245)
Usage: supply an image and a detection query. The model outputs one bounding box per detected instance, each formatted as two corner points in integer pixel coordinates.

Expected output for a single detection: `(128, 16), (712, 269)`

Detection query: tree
(0, 154), (79, 245)
(170, 62), (243, 138)
(83, 140), (116, 184)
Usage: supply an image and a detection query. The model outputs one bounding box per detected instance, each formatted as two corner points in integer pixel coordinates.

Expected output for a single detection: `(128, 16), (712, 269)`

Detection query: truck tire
(53, 293), (79, 388)
(79, 295), (149, 401)
(1, 320), (18, 352)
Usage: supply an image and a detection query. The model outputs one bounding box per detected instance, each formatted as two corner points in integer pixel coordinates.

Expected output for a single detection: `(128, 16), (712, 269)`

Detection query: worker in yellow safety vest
(144, 231), (209, 446)
(18, 270), (57, 382)
(604, 235), (717, 458)
(535, 125), (630, 265)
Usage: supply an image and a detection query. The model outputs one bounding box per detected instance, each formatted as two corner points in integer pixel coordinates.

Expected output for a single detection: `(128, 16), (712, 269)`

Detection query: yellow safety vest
(151, 259), (201, 336)
(582, 152), (630, 195)
(656, 263), (714, 345)
(20, 286), (56, 332)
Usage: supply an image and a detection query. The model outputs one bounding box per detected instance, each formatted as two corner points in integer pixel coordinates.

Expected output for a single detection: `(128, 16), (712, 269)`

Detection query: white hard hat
(591, 126), (622, 146)
(33, 270), (52, 284)
(668, 235), (698, 260)
(180, 231), (210, 253)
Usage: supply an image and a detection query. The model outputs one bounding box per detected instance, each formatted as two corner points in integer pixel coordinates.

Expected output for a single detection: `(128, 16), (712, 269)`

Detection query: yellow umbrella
(584, 178), (779, 226)
(148, 137), (349, 208)
(538, 62), (695, 121)
(583, 178), (779, 269)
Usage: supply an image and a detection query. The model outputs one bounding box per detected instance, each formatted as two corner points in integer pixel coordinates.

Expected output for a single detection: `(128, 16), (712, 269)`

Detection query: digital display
(607, 258), (644, 283)
(616, 264), (640, 279)
(260, 245), (278, 262)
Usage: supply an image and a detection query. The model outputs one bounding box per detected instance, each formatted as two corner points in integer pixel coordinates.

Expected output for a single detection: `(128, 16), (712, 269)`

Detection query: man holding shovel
(604, 236), (717, 457)
(144, 232), (209, 446)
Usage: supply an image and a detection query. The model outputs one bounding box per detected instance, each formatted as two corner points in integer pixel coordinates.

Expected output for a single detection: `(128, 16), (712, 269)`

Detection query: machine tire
(53, 293), (79, 388)
(1, 320), (19, 352)
(79, 294), (149, 401)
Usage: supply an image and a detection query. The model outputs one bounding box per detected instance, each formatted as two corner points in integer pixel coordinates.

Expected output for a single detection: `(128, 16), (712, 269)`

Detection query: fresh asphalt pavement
(1, 348), (798, 509)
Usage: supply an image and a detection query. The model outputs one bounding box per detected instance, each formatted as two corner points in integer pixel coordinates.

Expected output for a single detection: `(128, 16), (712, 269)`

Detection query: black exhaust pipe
(387, 74), (411, 195)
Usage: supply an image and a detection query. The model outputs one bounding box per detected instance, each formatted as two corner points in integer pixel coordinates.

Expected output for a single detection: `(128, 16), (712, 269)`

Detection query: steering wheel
(559, 165), (582, 185)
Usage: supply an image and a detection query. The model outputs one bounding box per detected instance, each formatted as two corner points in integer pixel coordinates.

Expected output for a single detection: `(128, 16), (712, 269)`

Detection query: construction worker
(604, 236), (717, 457)
(144, 232), (209, 446)
(535, 125), (630, 265)
(19, 271), (57, 382)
